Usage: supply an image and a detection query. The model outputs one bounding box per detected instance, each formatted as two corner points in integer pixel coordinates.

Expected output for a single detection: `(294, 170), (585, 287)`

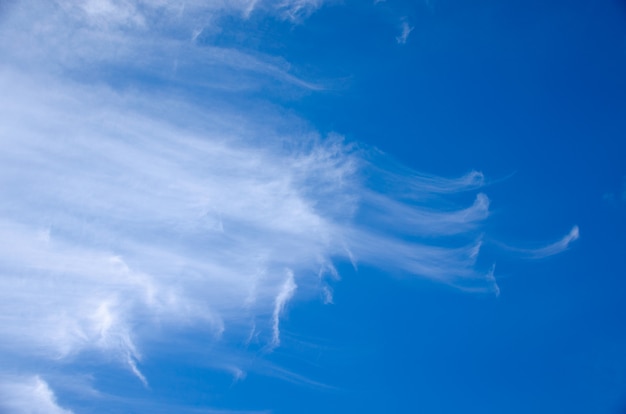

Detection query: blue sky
(0, 0), (625, 413)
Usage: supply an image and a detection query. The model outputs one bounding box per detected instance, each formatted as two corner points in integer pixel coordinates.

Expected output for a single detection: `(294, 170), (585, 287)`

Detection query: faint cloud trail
(396, 20), (414, 44)
(495, 225), (580, 259)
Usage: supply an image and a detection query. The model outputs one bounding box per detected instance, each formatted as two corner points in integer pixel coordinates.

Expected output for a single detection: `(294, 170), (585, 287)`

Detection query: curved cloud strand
(499, 226), (580, 259)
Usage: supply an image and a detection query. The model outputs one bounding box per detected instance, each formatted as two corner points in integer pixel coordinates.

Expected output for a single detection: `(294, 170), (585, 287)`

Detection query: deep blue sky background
(1, 0), (625, 413)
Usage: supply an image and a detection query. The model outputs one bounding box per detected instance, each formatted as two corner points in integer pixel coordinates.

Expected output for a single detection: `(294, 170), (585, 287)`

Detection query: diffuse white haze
(0, 1), (578, 412)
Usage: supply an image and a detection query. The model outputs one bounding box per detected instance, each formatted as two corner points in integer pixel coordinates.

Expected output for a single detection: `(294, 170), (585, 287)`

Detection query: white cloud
(271, 270), (297, 348)
(528, 225), (580, 259)
(396, 20), (414, 44)
(0, 64), (496, 391)
(499, 226), (580, 259)
(57, 0), (326, 26)
(0, 69), (493, 392)
(0, 1), (322, 93)
(276, 0), (325, 21)
(0, 0), (571, 410)
(0, 376), (74, 414)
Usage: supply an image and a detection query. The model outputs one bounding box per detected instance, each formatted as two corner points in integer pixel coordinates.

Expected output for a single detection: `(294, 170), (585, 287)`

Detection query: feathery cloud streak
(0, 0), (323, 93)
(498, 226), (580, 259)
(0, 376), (74, 414)
(396, 20), (414, 44)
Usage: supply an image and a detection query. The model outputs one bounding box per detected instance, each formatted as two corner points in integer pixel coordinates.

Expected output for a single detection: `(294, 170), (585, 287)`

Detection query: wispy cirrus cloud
(275, 0), (327, 21)
(0, 376), (73, 414)
(0, 65), (494, 372)
(0, 0), (578, 411)
(497, 226), (580, 259)
(0, 0), (323, 93)
(271, 270), (298, 348)
(396, 19), (414, 44)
